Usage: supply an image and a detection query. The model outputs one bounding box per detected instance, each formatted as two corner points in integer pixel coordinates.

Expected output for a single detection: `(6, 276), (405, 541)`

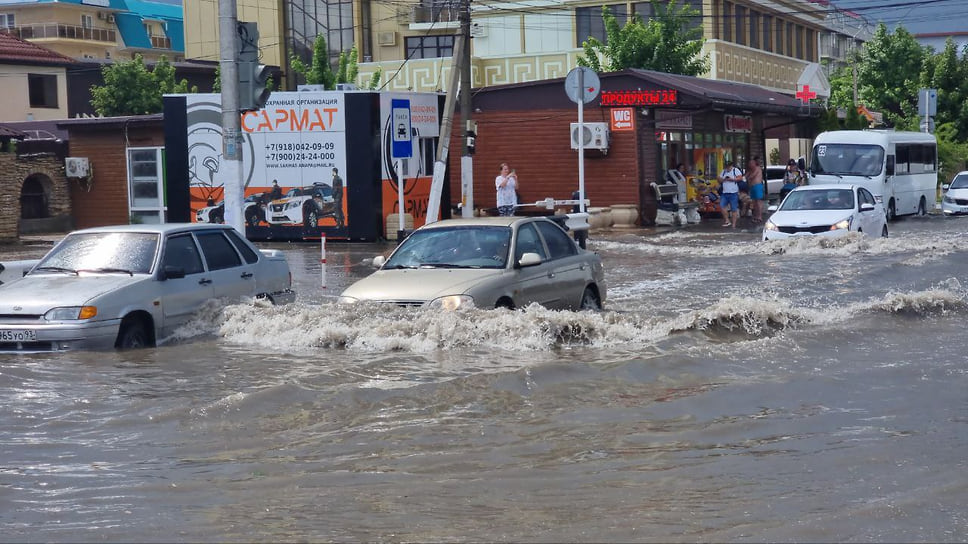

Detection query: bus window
(886, 155), (895, 176)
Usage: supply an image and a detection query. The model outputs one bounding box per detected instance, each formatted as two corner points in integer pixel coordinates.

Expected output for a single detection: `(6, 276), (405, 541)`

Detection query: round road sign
(564, 67), (600, 104)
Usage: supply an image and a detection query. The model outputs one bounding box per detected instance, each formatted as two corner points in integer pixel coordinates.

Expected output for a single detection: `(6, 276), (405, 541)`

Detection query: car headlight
(45, 306), (97, 321)
(427, 295), (475, 311)
(285, 201), (300, 210)
(337, 296), (358, 304)
(763, 220), (778, 231)
(943, 195), (954, 203)
(830, 218), (851, 231)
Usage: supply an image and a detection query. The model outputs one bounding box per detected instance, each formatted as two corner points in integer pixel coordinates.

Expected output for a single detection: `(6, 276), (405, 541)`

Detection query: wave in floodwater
(595, 229), (959, 259)
(171, 279), (968, 353)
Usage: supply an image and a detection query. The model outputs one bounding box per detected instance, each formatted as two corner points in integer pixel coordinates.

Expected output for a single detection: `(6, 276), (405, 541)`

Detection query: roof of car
(419, 216), (553, 229)
(792, 184), (857, 191)
(70, 223), (235, 235)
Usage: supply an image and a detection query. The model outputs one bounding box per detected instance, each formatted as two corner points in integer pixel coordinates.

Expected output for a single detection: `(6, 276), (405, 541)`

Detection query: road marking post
(320, 234), (327, 289)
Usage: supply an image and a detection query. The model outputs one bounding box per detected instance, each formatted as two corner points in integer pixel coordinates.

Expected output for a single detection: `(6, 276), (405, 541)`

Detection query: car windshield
(811, 144), (884, 176)
(949, 174), (968, 189)
(384, 226), (512, 270)
(780, 189), (855, 211)
(35, 232), (159, 274)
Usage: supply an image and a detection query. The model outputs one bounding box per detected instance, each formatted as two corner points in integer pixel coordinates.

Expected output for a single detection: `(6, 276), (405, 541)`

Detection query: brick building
(449, 69), (821, 224)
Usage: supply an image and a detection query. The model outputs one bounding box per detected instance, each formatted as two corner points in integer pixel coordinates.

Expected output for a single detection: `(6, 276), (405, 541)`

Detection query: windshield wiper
(385, 264), (418, 270)
(77, 267), (134, 276)
(33, 266), (78, 275)
(420, 263), (470, 269)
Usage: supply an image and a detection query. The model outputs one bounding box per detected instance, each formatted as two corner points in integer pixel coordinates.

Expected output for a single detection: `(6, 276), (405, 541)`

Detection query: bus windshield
(811, 144), (884, 177)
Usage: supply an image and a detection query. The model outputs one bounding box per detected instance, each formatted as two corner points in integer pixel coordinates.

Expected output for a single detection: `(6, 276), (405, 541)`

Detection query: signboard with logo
(610, 108), (635, 132)
(724, 114), (753, 133)
(600, 89), (677, 107)
(655, 110), (693, 130)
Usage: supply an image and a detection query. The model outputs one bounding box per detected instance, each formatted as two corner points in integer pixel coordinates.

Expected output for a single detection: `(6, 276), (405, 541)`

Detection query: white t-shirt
(719, 166), (743, 194)
(495, 174), (517, 207)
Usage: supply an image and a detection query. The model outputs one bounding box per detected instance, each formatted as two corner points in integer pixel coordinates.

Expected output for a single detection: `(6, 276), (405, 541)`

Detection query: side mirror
(372, 255), (386, 268)
(860, 203), (876, 212)
(767, 204), (778, 212)
(161, 265), (186, 280)
(516, 252), (542, 268)
(942, 184), (950, 192)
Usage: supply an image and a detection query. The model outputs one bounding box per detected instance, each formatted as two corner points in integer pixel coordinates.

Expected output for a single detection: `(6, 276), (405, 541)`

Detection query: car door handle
(241, 272), (253, 279)
(198, 278), (212, 285)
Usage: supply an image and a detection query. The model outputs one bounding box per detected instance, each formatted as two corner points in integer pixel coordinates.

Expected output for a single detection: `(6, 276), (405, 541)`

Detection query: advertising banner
(186, 92), (348, 233)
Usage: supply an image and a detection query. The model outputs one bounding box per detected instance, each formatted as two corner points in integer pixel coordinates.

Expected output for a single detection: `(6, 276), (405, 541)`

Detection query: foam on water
(179, 280), (967, 354)
(596, 230), (960, 259)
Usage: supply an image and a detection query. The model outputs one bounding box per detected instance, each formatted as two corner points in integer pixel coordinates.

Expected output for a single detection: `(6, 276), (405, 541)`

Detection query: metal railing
(2, 23), (116, 43)
(411, 5), (460, 24)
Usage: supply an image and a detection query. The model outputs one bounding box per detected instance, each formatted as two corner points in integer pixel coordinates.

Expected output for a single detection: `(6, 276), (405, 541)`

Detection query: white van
(808, 130), (937, 221)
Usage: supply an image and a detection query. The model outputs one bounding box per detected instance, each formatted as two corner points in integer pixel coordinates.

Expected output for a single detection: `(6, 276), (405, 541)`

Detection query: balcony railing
(411, 5), (460, 24)
(3, 23), (116, 43)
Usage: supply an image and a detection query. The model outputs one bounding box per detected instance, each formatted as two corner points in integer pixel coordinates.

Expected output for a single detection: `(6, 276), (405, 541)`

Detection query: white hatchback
(763, 184), (888, 241)
(941, 171), (968, 216)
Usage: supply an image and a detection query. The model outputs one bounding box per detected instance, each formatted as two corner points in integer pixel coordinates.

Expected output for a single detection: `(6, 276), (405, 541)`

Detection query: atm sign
(610, 108), (635, 132)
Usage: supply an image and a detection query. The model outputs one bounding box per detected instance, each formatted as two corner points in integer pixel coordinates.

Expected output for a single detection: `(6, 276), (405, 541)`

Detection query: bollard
(320, 233), (327, 289)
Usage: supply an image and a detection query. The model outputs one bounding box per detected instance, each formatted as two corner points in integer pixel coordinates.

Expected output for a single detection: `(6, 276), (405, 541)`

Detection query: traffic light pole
(218, 0), (245, 234)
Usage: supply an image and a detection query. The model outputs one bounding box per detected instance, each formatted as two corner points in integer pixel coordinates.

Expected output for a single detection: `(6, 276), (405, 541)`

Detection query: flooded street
(3, 216), (968, 542)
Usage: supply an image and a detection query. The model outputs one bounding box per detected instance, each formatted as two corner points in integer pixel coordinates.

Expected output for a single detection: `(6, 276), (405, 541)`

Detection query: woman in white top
(495, 163), (518, 216)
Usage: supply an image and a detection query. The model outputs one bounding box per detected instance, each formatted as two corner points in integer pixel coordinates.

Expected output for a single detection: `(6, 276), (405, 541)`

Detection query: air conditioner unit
(65, 157), (90, 178)
(335, 83), (357, 91)
(378, 31), (396, 46)
(570, 122), (610, 150)
(107, 14), (114, 23)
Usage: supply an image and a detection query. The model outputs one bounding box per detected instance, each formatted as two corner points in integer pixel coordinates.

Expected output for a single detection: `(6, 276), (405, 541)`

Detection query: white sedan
(941, 171), (968, 216)
(0, 223), (295, 352)
(763, 184), (888, 241)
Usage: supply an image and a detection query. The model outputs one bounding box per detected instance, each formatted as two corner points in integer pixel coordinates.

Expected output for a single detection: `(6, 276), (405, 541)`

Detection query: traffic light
(239, 60), (272, 112)
(236, 22), (271, 111)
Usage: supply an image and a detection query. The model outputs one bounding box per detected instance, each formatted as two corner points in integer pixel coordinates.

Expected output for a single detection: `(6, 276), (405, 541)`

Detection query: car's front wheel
(116, 316), (151, 349)
(579, 287), (602, 311)
(304, 206), (319, 226)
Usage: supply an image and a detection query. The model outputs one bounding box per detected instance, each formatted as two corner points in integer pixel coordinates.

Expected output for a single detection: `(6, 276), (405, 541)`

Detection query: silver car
(0, 223), (295, 352)
(339, 216), (606, 310)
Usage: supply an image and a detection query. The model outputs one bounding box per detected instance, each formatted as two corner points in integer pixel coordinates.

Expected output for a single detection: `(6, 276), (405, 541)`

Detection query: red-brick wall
(66, 126), (165, 230)
(449, 109), (642, 213)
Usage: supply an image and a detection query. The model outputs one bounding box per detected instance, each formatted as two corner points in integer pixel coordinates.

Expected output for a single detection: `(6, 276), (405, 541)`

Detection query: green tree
(290, 34), (336, 88)
(856, 24), (928, 126)
(91, 54), (196, 116)
(291, 36), (375, 90)
(577, 0), (708, 76)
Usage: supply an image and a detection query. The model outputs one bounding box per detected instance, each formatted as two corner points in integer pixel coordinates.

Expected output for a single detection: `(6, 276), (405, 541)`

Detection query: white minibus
(808, 130), (937, 221)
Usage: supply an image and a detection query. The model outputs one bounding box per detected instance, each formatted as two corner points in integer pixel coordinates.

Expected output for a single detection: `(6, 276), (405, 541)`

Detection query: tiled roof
(0, 32), (75, 65)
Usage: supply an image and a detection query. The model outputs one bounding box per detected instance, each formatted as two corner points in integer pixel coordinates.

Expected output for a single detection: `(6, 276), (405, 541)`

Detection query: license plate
(0, 329), (37, 342)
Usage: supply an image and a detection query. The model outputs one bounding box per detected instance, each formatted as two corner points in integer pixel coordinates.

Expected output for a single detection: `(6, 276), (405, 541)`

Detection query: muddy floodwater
(3, 216), (967, 542)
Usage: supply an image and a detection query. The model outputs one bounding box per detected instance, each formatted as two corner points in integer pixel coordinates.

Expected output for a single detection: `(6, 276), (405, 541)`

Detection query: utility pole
(425, 32), (465, 224)
(459, 0), (474, 218)
(218, 0), (244, 234)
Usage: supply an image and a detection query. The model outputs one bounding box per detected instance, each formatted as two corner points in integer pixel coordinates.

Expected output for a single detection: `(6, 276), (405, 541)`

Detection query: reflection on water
(3, 217), (968, 541)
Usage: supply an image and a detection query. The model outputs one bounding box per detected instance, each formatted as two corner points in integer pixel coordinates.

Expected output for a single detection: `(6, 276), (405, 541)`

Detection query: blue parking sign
(391, 99), (412, 159)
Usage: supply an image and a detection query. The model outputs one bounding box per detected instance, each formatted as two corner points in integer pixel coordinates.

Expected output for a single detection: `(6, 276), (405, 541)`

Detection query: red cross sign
(796, 85), (817, 104)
